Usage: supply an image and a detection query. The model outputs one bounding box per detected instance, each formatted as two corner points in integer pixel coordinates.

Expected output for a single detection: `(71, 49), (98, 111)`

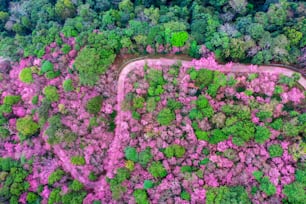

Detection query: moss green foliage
(45, 70), (61, 79)
(70, 156), (86, 166)
(283, 122), (301, 137)
(148, 161), (167, 178)
(133, 96), (145, 109)
(31, 95), (38, 105)
(133, 189), (149, 204)
(48, 169), (65, 185)
(163, 144), (186, 158)
(206, 186), (251, 204)
(171, 31), (188, 47)
(253, 171), (276, 196)
(3, 95), (21, 106)
(41, 60), (54, 73)
(283, 182), (305, 204)
(138, 148), (153, 168)
(143, 180), (154, 189)
(61, 44), (71, 54)
(181, 165), (195, 173)
(209, 129), (228, 144)
(199, 158), (210, 165)
(268, 144), (283, 158)
(157, 108), (175, 126)
(146, 69), (165, 97)
(124, 146), (138, 162)
(26, 192), (39, 203)
(48, 188), (61, 204)
(86, 96), (103, 114)
(146, 97), (156, 112)
(88, 171), (98, 181)
(254, 126), (271, 144)
(270, 118), (283, 130)
(43, 86), (59, 102)
(195, 130), (209, 141)
(167, 99), (182, 110)
(0, 157), (30, 203)
(181, 190), (191, 201)
(256, 111), (273, 121)
(190, 96), (214, 120)
(107, 168), (130, 200)
(62, 79), (74, 92)
(16, 116), (39, 140)
(192, 68), (215, 88)
(74, 47), (115, 86)
(19, 68), (33, 83)
(223, 121), (255, 146)
(278, 73), (301, 88)
(207, 72), (227, 97)
(0, 126), (10, 139)
(70, 180), (83, 191)
(45, 114), (63, 144)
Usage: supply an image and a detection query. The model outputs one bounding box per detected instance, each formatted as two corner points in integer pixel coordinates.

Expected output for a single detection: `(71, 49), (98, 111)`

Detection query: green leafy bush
(70, 156), (86, 166)
(86, 96), (103, 114)
(31, 95), (38, 105)
(48, 169), (65, 185)
(283, 181), (306, 204)
(48, 188), (61, 204)
(0, 127), (10, 139)
(133, 189), (149, 204)
(88, 172), (98, 181)
(167, 99), (182, 110)
(3, 95), (21, 106)
(194, 69), (214, 88)
(171, 31), (188, 47)
(43, 86), (59, 102)
(268, 144), (283, 158)
(146, 97), (156, 112)
(254, 126), (271, 144)
(206, 186), (251, 204)
(26, 192), (39, 203)
(181, 190), (191, 201)
(157, 108), (175, 126)
(270, 118), (283, 130)
(143, 180), (154, 189)
(138, 148), (153, 167)
(163, 144), (186, 158)
(107, 167), (130, 200)
(253, 171), (276, 196)
(133, 96), (145, 109)
(19, 68), (33, 83)
(69, 180), (83, 191)
(124, 146), (138, 162)
(45, 70), (61, 79)
(148, 161), (167, 178)
(74, 47), (115, 86)
(259, 177), (276, 196)
(195, 130), (209, 141)
(16, 116), (39, 139)
(209, 129), (228, 144)
(41, 60), (54, 74)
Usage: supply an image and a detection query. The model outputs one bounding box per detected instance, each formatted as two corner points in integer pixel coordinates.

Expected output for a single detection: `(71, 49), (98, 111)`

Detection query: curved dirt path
(106, 58), (306, 178)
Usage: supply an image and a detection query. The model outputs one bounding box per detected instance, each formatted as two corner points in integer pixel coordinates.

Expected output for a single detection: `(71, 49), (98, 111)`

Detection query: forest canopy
(0, 0), (305, 67)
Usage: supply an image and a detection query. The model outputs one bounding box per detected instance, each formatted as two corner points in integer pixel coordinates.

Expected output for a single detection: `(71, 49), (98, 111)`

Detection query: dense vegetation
(0, 0), (305, 67)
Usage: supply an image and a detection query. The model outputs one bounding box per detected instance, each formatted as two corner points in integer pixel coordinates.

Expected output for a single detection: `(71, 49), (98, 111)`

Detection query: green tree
(55, 0), (76, 20)
(19, 68), (33, 84)
(170, 31), (188, 47)
(16, 116), (39, 140)
(157, 108), (175, 126)
(74, 47), (115, 86)
(86, 96), (103, 115)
